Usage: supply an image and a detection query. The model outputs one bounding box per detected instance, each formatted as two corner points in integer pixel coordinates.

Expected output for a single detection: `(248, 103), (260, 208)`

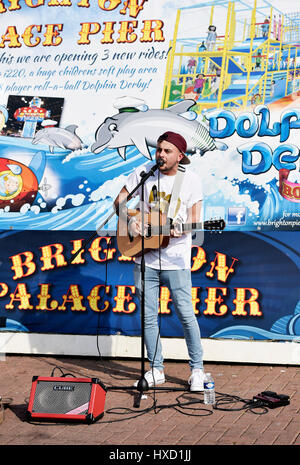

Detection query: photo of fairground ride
(162, 0), (300, 112)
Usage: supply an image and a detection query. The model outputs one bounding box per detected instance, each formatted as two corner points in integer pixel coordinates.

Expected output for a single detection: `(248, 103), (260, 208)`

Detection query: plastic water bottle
(204, 372), (215, 405)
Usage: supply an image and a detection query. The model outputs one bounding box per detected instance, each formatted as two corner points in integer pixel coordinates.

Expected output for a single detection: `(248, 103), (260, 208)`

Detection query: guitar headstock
(204, 218), (226, 231)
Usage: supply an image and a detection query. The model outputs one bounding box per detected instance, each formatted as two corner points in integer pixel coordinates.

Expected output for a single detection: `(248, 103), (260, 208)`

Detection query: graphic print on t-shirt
(149, 188), (181, 217)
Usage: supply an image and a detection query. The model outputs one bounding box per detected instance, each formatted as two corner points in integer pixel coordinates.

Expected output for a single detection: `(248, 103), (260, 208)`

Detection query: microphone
(149, 158), (164, 173)
(140, 158), (164, 178)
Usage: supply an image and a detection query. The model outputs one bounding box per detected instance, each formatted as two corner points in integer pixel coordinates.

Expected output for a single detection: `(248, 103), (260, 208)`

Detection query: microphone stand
(70, 160), (188, 408)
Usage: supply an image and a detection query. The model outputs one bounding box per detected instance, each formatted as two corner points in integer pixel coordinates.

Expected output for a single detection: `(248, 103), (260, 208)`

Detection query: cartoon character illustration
(91, 96), (227, 160)
(0, 151), (46, 212)
(194, 74), (206, 95)
(205, 25), (217, 51)
(32, 121), (83, 153)
(261, 17), (270, 38)
(0, 105), (8, 132)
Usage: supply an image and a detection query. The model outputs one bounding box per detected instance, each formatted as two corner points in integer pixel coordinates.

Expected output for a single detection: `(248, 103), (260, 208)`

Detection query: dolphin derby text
(207, 106), (300, 175)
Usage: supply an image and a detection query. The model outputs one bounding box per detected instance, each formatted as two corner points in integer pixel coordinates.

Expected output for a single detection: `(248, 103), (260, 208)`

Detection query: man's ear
(178, 152), (184, 163)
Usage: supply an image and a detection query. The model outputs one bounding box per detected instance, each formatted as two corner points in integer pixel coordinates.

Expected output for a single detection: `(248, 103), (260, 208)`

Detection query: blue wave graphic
(0, 136), (298, 231)
(213, 300), (300, 340)
(212, 326), (298, 340)
(0, 318), (29, 332)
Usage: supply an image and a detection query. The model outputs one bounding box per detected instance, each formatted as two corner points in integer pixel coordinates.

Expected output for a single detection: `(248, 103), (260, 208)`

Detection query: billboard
(0, 0), (299, 343)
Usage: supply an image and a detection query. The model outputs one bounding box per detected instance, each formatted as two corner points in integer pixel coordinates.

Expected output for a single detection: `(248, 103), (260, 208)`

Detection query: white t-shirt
(125, 163), (203, 270)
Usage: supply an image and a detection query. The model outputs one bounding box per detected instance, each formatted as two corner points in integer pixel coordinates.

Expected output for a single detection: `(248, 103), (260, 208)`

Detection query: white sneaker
(133, 368), (165, 387)
(188, 369), (205, 391)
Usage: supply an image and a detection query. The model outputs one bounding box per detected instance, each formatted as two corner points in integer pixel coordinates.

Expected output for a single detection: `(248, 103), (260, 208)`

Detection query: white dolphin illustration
(32, 125), (83, 153)
(91, 99), (227, 160)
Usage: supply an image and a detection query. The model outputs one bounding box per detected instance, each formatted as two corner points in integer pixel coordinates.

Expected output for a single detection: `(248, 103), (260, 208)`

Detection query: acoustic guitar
(117, 209), (225, 258)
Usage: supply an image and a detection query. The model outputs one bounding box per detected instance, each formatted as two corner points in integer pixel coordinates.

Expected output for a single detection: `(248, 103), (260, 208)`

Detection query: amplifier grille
(32, 380), (92, 415)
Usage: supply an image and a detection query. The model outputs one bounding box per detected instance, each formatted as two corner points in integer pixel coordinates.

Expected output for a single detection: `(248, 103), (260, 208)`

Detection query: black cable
(104, 390), (212, 423)
(94, 238), (132, 386)
(102, 389), (271, 424)
(50, 366), (76, 377)
(213, 391), (269, 415)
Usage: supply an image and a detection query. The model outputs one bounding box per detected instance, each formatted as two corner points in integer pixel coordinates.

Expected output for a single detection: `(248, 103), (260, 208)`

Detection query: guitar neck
(158, 221), (203, 235)
(182, 222), (203, 232)
(155, 219), (224, 235)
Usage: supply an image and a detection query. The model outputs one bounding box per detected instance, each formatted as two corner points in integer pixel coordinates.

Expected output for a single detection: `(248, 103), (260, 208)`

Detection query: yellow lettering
(191, 246), (206, 272)
(48, 0), (72, 5)
(88, 237), (116, 262)
(0, 1), (6, 13)
(70, 239), (86, 265)
(58, 284), (86, 311)
(117, 20), (137, 43)
(8, 0), (21, 11)
(159, 286), (172, 314)
(6, 283), (33, 310)
(88, 284), (110, 312)
(120, 0), (147, 18)
(43, 23), (63, 46)
(140, 19), (165, 43)
(118, 253), (135, 262)
(0, 283), (8, 298)
(26, 0), (44, 7)
(101, 21), (116, 43)
(40, 243), (67, 271)
(203, 287), (228, 316)
(191, 287), (200, 315)
(10, 251), (36, 280)
(78, 22), (101, 45)
(232, 288), (261, 316)
(206, 252), (238, 282)
(113, 285), (136, 313)
(0, 26), (22, 48)
(22, 24), (42, 47)
(98, 0), (121, 11)
(36, 283), (58, 310)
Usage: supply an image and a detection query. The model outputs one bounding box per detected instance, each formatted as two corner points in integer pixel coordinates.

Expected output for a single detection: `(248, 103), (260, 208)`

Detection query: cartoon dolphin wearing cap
(91, 96), (227, 160)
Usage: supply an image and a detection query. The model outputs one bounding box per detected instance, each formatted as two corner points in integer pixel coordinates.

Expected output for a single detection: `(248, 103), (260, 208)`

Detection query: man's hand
(171, 222), (183, 237)
(128, 216), (141, 237)
(128, 216), (151, 238)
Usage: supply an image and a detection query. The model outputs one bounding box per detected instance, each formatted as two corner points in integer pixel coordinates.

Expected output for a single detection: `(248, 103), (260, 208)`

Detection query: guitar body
(117, 210), (169, 258)
(117, 209), (225, 258)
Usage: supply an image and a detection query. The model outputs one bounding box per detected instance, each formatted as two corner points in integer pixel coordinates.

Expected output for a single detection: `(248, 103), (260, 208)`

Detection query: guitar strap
(167, 164), (186, 221)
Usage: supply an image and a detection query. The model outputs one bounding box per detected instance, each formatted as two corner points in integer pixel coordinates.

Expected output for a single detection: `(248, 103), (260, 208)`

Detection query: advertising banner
(0, 0), (299, 343)
(0, 229), (299, 341)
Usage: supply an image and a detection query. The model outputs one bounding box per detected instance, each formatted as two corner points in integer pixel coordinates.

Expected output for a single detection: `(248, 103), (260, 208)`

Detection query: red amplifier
(27, 376), (107, 423)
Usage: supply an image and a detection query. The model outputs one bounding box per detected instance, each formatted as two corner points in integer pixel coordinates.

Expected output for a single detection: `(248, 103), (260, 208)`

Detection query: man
(114, 131), (205, 391)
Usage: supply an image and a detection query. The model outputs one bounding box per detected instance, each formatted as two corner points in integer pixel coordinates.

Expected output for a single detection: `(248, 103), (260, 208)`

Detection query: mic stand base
(107, 384), (190, 409)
